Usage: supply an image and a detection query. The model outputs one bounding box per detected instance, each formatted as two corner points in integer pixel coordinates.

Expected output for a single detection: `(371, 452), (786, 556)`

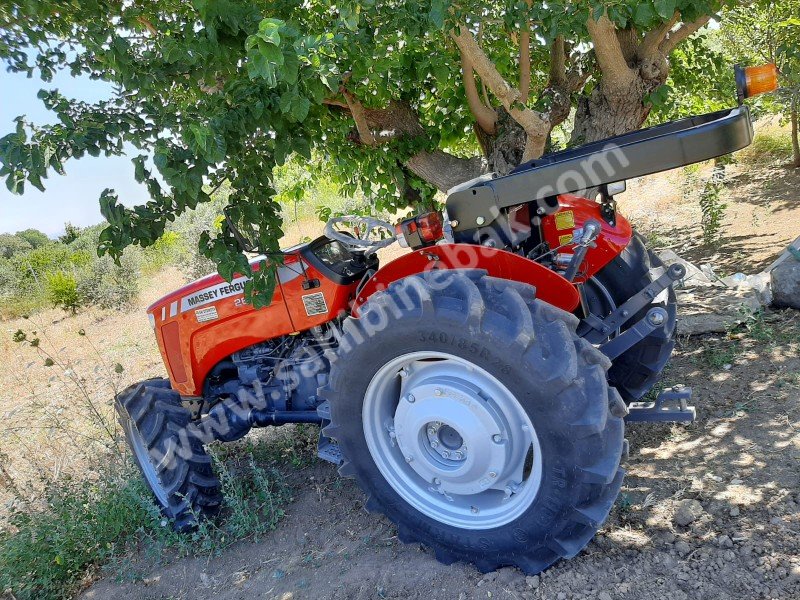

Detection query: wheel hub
(363, 351), (543, 529)
(425, 422), (467, 461)
(394, 376), (509, 496)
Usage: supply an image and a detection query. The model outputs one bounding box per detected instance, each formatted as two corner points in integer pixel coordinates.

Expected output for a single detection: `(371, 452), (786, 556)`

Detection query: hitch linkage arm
(582, 262), (685, 343)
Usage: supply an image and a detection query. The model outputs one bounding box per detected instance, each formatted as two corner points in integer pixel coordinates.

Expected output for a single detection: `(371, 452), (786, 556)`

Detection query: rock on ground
(771, 259), (800, 309)
(674, 499), (706, 527)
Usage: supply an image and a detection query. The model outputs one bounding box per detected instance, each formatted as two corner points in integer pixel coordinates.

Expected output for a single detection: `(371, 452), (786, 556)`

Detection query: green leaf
(257, 18), (283, 46)
(429, 0), (446, 29)
(292, 136), (311, 159)
(132, 156), (147, 183)
(339, 4), (360, 31)
(290, 95), (311, 122)
(653, 0), (676, 20)
(633, 3), (656, 27)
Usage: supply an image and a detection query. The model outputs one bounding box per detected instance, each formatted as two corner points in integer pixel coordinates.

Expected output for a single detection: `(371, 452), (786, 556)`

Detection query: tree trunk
(570, 82), (651, 145)
(334, 98), (532, 194)
(792, 96), (800, 169)
(474, 109), (527, 175)
(404, 151), (486, 192)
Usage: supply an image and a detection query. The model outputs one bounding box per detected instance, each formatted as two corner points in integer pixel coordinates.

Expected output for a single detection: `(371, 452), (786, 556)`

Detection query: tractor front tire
(320, 271), (625, 574)
(115, 378), (222, 531)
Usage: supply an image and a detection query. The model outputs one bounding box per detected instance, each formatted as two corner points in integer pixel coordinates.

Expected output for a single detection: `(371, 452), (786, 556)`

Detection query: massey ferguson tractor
(116, 65), (777, 574)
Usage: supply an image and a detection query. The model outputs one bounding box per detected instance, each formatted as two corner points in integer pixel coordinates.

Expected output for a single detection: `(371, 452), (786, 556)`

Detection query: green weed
(699, 164), (728, 246)
(0, 444), (298, 599)
(700, 343), (739, 368)
(736, 128), (794, 165)
(1, 326), (303, 599)
(0, 465), (164, 600)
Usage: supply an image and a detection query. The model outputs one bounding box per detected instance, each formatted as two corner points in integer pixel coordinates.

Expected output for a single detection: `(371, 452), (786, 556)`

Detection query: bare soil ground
(77, 310), (800, 600)
(2, 127), (800, 600)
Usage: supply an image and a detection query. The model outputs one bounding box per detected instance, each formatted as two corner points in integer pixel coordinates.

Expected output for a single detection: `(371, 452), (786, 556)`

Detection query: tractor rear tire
(115, 378), (222, 531)
(588, 234), (677, 402)
(320, 271), (625, 574)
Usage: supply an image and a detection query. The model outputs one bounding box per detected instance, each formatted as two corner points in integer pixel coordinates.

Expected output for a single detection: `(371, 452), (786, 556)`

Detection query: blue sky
(0, 67), (150, 237)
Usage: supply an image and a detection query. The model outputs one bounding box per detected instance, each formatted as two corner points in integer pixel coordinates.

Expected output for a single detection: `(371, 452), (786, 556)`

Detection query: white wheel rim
(363, 351), (542, 529)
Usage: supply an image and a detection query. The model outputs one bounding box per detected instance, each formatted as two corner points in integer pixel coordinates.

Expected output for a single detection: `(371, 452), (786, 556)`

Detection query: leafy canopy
(0, 1), (727, 303)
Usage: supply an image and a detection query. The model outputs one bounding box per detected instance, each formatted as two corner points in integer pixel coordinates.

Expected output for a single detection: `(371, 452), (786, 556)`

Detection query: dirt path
(621, 157), (800, 275)
(79, 310), (800, 600)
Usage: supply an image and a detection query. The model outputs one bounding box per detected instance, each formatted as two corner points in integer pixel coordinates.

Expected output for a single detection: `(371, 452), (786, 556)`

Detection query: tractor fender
(352, 243), (580, 315)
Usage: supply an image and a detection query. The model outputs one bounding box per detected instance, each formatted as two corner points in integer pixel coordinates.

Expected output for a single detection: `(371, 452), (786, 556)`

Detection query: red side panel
(352, 243), (580, 315)
(539, 195), (633, 283)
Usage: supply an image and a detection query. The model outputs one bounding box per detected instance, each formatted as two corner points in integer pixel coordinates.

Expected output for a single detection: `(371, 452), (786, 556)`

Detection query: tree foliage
(0, 1), (731, 302)
(15, 228), (50, 249)
(716, 0), (800, 166)
(0, 233), (32, 258)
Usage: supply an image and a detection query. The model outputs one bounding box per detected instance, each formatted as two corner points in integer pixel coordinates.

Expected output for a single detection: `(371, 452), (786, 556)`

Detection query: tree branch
(450, 24), (549, 161)
(136, 16), (157, 35)
(519, 29), (531, 102)
(586, 14), (635, 88)
(322, 98), (350, 109)
(660, 15), (712, 54)
(549, 35), (566, 87)
(405, 151), (486, 192)
(459, 49), (498, 134)
(518, 0), (534, 102)
(639, 11), (680, 59)
(323, 95), (486, 190)
(342, 89), (376, 146)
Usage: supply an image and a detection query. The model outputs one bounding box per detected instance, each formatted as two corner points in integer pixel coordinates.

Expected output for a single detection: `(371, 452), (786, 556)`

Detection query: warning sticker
(559, 233), (575, 246)
(555, 210), (575, 230)
(302, 292), (328, 316)
(195, 306), (219, 323)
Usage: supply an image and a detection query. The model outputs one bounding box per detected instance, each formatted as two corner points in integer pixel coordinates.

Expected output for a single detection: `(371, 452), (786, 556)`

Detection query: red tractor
(117, 66), (775, 574)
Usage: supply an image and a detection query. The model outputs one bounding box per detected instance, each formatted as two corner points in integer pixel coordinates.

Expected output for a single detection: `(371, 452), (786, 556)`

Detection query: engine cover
(146, 236), (370, 397)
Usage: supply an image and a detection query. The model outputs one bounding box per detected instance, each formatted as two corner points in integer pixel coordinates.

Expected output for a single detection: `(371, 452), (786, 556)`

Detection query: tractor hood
(146, 268), (252, 328)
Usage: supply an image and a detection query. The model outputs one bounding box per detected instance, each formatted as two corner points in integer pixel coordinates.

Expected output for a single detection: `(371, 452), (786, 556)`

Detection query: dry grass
(618, 117), (800, 273)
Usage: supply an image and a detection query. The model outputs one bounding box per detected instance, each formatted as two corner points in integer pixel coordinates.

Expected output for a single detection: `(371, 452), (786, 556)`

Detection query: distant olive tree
(719, 0), (800, 167)
(0, 233), (31, 258)
(15, 228), (50, 249)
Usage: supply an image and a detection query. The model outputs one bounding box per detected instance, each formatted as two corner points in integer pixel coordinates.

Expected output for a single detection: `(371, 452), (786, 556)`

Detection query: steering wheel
(324, 215), (397, 254)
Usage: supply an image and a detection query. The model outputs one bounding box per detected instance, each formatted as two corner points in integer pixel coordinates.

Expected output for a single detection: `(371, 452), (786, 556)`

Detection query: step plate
(626, 387), (696, 423)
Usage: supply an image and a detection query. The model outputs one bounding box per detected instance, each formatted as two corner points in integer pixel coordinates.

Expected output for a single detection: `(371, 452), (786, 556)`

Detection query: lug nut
(406, 394), (415, 403)
(648, 311), (665, 326)
(431, 441), (439, 448)
(442, 450), (450, 458)
(471, 506), (479, 514)
(476, 216), (486, 225)
(433, 477), (441, 485)
(454, 451), (463, 460)
(434, 388), (442, 396)
(489, 471), (497, 478)
(492, 434), (502, 443)
(405, 455), (413, 462)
